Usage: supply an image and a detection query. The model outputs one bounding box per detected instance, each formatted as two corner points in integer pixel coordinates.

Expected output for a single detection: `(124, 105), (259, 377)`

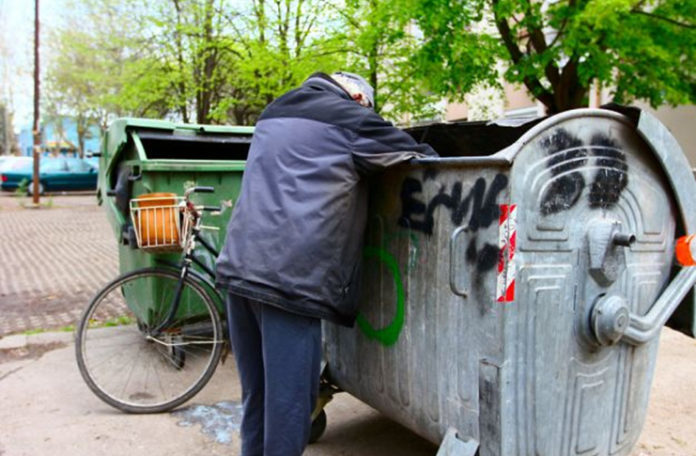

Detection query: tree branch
(521, 0), (560, 87)
(547, 17), (568, 48)
(631, 9), (696, 29)
(329, 3), (361, 29)
(491, 0), (555, 109)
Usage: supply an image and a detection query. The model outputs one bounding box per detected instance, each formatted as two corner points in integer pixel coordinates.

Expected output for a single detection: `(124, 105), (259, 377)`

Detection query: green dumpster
(97, 118), (253, 322)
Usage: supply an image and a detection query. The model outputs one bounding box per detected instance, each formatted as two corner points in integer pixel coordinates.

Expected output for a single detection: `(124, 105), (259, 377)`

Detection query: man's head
(331, 72), (374, 108)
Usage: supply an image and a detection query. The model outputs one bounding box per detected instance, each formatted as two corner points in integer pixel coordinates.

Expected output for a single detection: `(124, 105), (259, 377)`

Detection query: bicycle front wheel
(75, 268), (224, 413)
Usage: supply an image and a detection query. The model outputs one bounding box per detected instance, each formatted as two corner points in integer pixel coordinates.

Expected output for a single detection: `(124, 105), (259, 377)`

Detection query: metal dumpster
(323, 107), (696, 455)
(96, 118), (253, 319)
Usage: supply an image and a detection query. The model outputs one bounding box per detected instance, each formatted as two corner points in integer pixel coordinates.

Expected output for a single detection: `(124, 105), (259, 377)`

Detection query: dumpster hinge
(436, 428), (479, 456)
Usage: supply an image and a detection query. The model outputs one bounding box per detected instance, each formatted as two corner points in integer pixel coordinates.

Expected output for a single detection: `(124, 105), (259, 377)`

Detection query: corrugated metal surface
(324, 108), (694, 455)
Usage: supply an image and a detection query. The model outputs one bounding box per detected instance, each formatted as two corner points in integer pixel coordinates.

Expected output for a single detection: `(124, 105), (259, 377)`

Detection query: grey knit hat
(332, 71), (374, 108)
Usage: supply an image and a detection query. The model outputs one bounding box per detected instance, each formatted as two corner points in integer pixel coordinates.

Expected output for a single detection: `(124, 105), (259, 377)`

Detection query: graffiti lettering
(540, 129), (628, 215)
(466, 236), (499, 272)
(399, 173), (509, 235)
(539, 129), (587, 215)
(398, 173), (508, 274)
(357, 246), (405, 347)
(588, 135), (628, 209)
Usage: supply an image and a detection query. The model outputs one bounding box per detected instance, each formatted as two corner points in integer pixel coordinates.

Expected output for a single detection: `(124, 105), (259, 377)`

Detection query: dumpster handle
(449, 225), (469, 298)
(128, 168), (142, 182)
(622, 267), (696, 345)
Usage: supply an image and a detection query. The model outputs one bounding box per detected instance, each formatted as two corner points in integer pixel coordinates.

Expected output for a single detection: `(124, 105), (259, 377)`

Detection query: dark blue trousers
(225, 293), (322, 456)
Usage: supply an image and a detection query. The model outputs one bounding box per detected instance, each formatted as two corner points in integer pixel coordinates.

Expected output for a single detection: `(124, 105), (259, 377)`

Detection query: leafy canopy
(45, 0), (696, 127)
(401, 0), (696, 113)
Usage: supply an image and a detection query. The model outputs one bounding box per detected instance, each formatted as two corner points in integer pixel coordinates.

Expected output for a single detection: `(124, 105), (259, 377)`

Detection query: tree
(335, 0), (443, 122)
(0, 9), (21, 155)
(44, 27), (99, 157)
(212, 0), (346, 124)
(145, 0), (238, 124)
(46, 0), (343, 126)
(400, 0), (696, 113)
(45, 0), (171, 144)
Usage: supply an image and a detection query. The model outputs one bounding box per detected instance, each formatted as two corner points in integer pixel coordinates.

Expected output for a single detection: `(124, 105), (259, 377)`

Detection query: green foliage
(45, 0), (170, 133)
(335, 0), (444, 121)
(46, 0), (695, 122)
(15, 179), (29, 196)
(206, 0), (347, 124)
(400, 0), (696, 113)
(46, 0), (349, 126)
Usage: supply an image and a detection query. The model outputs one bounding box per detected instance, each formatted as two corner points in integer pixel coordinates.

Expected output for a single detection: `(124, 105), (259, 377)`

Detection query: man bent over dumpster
(215, 71), (437, 456)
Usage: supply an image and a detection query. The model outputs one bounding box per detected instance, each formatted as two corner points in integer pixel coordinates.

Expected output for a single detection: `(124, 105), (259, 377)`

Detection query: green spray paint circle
(356, 246), (405, 347)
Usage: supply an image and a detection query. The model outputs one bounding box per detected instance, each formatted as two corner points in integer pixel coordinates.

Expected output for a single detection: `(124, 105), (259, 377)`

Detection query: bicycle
(75, 186), (332, 441)
(75, 186), (226, 414)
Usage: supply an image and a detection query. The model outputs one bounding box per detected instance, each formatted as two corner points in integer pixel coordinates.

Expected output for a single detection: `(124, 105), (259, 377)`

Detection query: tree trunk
(76, 116), (86, 159)
(546, 58), (588, 113)
(196, 0), (217, 124)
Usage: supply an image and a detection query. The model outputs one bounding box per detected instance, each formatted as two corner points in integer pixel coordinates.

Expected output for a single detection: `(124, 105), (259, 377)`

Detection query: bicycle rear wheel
(75, 268), (224, 413)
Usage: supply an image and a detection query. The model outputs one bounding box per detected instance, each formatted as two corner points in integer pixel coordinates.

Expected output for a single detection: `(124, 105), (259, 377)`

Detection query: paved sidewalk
(0, 328), (694, 456)
(0, 330), (438, 456)
(0, 193), (118, 336)
(0, 192), (695, 455)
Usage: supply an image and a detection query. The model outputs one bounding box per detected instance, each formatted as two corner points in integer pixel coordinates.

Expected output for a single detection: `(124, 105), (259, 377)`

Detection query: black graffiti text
(399, 173), (508, 236)
(539, 129), (628, 215)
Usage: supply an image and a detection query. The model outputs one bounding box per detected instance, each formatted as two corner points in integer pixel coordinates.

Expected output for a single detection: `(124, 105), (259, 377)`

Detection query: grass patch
(88, 315), (136, 329)
(22, 324), (74, 335)
(14, 178), (29, 196)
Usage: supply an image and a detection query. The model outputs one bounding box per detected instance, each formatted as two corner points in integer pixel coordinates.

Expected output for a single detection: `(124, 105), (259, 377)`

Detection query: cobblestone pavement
(0, 192), (118, 336)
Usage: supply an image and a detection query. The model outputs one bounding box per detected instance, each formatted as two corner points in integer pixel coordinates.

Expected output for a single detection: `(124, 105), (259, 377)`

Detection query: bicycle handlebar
(184, 186), (215, 199)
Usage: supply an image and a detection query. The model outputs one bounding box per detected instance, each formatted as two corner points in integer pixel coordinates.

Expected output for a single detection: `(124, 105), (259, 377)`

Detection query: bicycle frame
(150, 190), (221, 335)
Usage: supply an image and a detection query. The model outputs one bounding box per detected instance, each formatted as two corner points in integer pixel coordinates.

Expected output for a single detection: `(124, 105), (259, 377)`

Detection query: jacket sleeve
(351, 110), (438, 175)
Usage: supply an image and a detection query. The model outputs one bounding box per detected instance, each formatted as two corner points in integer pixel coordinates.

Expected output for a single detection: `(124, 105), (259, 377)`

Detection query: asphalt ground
(0, 191), (694, 455)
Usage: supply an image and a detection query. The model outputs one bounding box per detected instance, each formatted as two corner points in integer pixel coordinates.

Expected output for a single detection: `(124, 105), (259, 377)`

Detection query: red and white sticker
(497, 204), (517, 302)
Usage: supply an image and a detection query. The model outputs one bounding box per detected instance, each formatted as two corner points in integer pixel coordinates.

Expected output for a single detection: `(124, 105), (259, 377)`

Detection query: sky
(0, 0), (66, 132)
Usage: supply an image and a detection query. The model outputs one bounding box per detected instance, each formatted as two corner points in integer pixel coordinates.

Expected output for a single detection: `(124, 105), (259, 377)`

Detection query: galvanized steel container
(323, 107), (696, 455)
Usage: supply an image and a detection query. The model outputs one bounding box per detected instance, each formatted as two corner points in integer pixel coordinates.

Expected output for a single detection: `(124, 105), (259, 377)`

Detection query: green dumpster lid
(104, 117), (254, 175)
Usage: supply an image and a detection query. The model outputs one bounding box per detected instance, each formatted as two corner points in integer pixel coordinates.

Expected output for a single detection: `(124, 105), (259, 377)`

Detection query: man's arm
(351, 110), (438, 175)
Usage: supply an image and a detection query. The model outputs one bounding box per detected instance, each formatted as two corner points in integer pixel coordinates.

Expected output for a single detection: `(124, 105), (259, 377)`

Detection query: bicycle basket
(130, 193), (185, 252)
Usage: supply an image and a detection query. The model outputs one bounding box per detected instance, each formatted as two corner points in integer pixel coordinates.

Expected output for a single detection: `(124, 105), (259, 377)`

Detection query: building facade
(18, 116), (101, 157)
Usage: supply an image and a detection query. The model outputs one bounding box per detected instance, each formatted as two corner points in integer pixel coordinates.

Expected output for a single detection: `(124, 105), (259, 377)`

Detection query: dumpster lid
(105, 118), (254, 175)
(405, 117), (543, 159)
(134, 130), (251, 161)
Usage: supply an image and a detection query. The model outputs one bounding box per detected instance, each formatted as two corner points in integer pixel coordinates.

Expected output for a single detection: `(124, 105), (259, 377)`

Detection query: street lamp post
(32, 0), (40, 205)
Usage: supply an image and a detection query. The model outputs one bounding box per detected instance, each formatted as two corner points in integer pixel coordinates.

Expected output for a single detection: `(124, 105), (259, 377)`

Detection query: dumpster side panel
(324, 164), (511, 445)
(633, 112), (696, 339)
(502, 115), (675, 456)
(117, 167), (244, 317)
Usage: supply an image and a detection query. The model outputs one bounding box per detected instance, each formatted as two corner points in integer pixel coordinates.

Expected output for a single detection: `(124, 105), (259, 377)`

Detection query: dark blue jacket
(216, 73), (437, 326)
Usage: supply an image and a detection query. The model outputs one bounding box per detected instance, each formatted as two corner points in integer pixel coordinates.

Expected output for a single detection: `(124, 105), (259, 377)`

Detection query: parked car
(0, 156), (33, 174)
(0, 157), (98, 195)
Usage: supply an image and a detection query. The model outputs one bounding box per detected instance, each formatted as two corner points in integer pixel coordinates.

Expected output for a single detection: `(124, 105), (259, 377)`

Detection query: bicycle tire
(75, 267), (224, 413)
(308, 409), (327, 444)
